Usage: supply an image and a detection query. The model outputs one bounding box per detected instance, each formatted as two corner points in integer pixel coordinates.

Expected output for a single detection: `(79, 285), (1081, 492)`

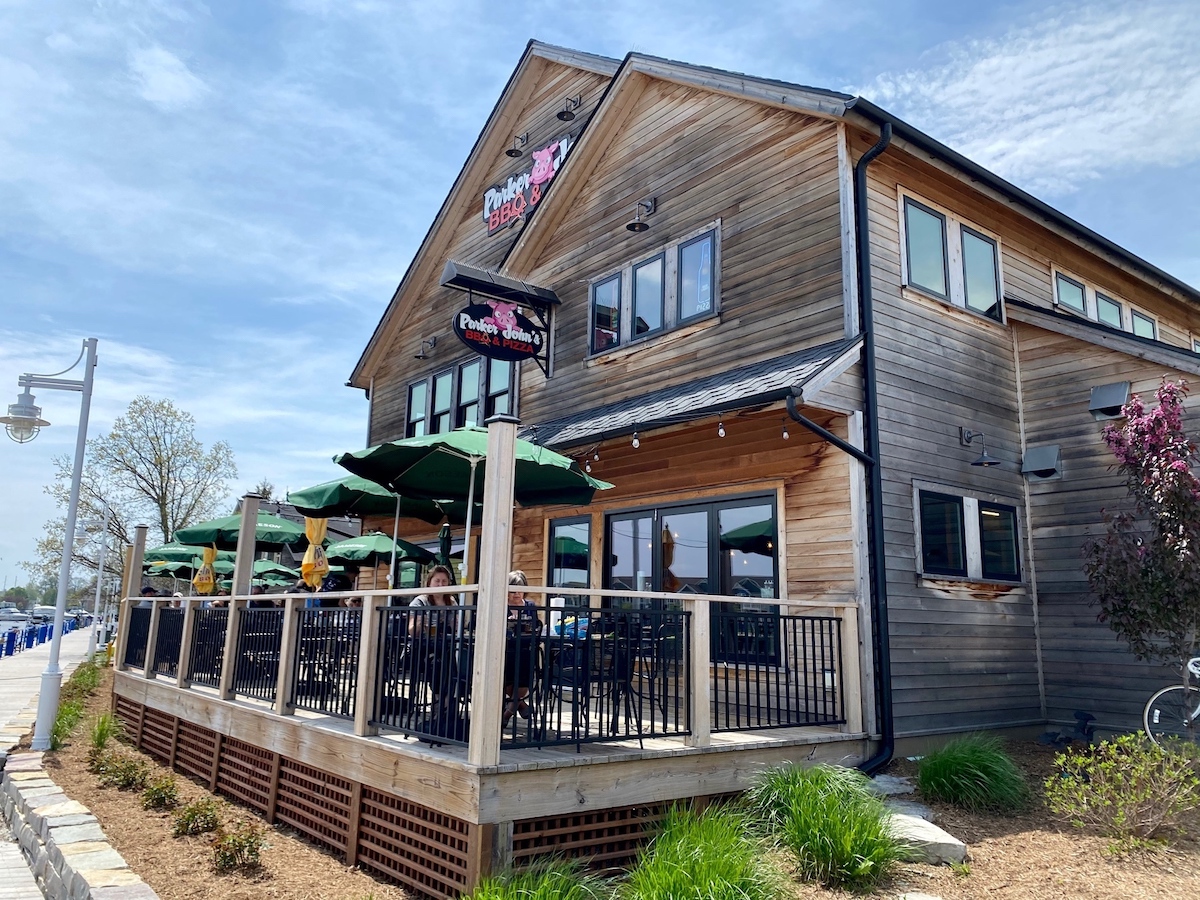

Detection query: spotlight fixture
(782, 420), (790, 441)
(718, 419), (726, 438)
(625, 198), (657, 232)
(414, 337), (437, 360)
(632, 431), (640, 449)
(505, 132), (529, 158)
(556, 95), (582, 122)
(960, 427), (1001, 467)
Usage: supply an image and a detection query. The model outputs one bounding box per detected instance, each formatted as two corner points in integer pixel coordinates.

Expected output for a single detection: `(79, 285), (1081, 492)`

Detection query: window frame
(632, 252), (666, 339)
(913, 482), (1024, 584)
(405, 381), (428, 438)
(677, 229), (717, 324)
(898, 190), (1004, 322)
(1130, 308), (1158, 340)
(406, 357), (517, 437)
(978, 501), (1021, 582)
(918, 491), (967, 578)
(1095, 292), (1124, 329)
(1054, 271), (1088, 314)
(455, 359), (481, 429)
(589, 273), (623, 355)
(1050, 266), (1171, 346)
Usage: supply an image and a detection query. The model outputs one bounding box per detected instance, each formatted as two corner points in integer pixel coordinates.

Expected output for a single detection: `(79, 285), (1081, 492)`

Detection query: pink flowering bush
(1083, 379), (1200, 671)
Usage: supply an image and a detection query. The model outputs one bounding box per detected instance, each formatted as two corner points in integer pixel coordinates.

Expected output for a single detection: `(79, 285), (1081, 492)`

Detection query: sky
(1, 0), (1198, 589)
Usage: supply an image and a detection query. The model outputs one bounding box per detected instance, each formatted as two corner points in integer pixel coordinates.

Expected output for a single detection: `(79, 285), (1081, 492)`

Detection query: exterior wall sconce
(505, 132), (529, 158)
(960, 427), (1000, 467)
(1022, 444), (1062, 481)
(556, 95), (582, 122)
(626, 198), (657, 232)
(415, 337), (437, 360)
(1089, 381), (1131, 420)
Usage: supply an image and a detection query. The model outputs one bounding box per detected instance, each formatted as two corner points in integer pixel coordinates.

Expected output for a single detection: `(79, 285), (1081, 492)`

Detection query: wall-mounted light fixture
(556, 95), (582, 122)
(1089, 381), (1131, 421)
(414, 337), (437, 360)
(960, 427), (1000, 467)
(625, 198), (656, 232)
(1022, 444), (1062, 481)
(505, 132), (529, 158)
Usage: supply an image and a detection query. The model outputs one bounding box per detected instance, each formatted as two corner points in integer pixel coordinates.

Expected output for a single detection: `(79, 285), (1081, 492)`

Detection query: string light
(585, 460), (592, 473)
(632, 431), (640, 449)
(782, 419), (790, 440)
(593, 451), (600, 461)
(718, 419), (726, 438)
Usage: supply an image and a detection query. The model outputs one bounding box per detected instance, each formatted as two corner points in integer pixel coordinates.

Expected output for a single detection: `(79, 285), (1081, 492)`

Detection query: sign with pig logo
(453, 299), (547, 363)
(482, 135), (573, 236)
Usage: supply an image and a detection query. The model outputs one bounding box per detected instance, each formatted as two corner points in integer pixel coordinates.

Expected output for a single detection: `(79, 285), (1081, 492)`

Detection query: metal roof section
(440, 261), (561, 306)
(1005, 297), (1200, 376)
(526, 336), (861, 449)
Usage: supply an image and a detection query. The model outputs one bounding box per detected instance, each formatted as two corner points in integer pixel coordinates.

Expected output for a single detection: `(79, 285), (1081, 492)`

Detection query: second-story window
(590, 275), (621, 354)
(408, 358), (516, 436)
(1096, 292), (1123, 328)
(901, 193), (1002, 321)
(1053, 267), (1164, 343)
(678, 231), (715, 322)
(1131, 309), (1157, 340)
(633, 254), (664, 337)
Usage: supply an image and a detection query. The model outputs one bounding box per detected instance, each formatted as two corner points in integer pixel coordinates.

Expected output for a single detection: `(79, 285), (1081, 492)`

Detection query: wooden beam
(142, 600), (162, 680)
(683, 597), (710, 748)
(345, 781), (364, 867)
(217, 599), (244, 702)
(231, 493), (261, 598)
(175, 599), (196, 689)
(353, 599), (382, 736)
(467, 417), (519, 768)
(265, 752), (282, 823)
(840, 606), (864, 735)
(273, 595), (301, 716)
(209, 733), (223, 792)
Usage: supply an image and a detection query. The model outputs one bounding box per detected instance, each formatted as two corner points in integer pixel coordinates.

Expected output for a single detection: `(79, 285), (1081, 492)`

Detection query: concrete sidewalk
(1, 627), (94, 899)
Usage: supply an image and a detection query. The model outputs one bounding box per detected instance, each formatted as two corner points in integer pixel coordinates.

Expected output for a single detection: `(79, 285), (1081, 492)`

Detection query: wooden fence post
(839, 605), (864, 734)
(142, 600), (162, 680)
(176, 599), (196, 688)
(353, 600), (381, 736)
(273, 595), (301, 716)
(684, 598), (711, 747)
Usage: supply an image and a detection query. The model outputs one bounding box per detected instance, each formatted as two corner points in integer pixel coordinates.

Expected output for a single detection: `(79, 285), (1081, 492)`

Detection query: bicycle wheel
(1143, 684), (1200, 745)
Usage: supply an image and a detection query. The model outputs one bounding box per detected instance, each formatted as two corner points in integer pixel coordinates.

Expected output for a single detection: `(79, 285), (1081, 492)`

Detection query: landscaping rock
(890, 812), (967, 865)
(869, 773), (915, 795)
(886, 799), (935, 820)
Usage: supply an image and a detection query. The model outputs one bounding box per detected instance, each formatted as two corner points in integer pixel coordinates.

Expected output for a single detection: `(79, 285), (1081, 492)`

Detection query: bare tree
(24, 396), (237, 582)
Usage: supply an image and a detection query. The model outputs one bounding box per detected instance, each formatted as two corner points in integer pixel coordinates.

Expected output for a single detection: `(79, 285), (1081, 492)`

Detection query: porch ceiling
(526, 335), (861, 449)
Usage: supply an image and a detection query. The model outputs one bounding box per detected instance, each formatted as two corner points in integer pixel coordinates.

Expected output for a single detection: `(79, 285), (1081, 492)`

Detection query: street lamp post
(1, 338), (99, 751)
(85, 506), (112, 658)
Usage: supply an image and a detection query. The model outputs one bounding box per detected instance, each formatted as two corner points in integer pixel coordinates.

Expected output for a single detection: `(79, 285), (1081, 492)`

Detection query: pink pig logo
(485, 301), (519, 332)
(529, 142), (559, 186)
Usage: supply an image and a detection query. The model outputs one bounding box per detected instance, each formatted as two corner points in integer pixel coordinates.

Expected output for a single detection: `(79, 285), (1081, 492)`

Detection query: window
(1193, 337), (1200, 355)
(1096, 293), (1123, 328)
(901, 193), (1001, 320)
(916, 487), (1021, 583)
(405, 382), (427, 438)
(633, 254), (664, 337)
(549, 517), (590, 599)
(407, 357), (515, 435)
(1131, 310), (1157, 340)
(678, 231), (715, 321)
(589, 221), (720, 355)
(590, 275), (621, 353)
(1055, 272), (1086, 313)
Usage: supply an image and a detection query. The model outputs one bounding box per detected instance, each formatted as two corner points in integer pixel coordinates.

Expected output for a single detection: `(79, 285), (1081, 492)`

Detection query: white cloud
(859, 1), (1200, 196)
(128, 45), (209, 110)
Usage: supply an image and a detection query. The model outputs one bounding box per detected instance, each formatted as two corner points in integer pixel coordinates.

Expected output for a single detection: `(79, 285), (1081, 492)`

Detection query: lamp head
(0, 388), (49, 443)
(625, 198), (657, 233)
(557, 95), (582, 122)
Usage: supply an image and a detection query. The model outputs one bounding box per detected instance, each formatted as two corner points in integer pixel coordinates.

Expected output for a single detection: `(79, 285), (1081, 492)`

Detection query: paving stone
(3, 754), (45, 772)
(7, 771), (53, 783)
(58, 842), (128, 871)
(897, 893), (944, 900)
(91, 884), (161, 900)
(890, 812), (967, 865)
(30, 799), (88, 819)
(886, 799), (935, 820)
(78, 868), (142, 887)
(869, 773), (915, 795)
(50, 821), (107, 844)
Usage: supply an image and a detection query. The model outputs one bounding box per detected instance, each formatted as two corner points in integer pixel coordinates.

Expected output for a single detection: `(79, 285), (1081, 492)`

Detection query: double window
(590, 223), (719, 354)
(917, 488), (1020, 582)
(1053, 270), (1159, 341)
(901, 195), (1002, 321)
(406, 357), (514, 437)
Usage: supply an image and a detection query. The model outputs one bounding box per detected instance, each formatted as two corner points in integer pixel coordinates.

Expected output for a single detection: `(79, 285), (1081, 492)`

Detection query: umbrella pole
(389, 495), (401, 589)
(463, 457), (478, 588)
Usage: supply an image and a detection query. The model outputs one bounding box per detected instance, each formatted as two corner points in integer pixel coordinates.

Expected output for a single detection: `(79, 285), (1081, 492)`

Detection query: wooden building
(111, 42), (1200, 896)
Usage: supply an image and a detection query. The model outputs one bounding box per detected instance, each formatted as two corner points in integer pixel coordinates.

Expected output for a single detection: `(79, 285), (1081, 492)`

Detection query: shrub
(50, 699), (85, 751)
(95, 752), (149, 791)
(172, 798), (223, 837)
(212, 822), (266, 873)
(1045, 732), (1200, 842)
(466, 859), (608, 900)
(917, 735), (1029, 812)
(142, 774), (179, 810)
(87, 713), (125, 771)
(622, 805), (778, 900)
(747, 764), (905, 891)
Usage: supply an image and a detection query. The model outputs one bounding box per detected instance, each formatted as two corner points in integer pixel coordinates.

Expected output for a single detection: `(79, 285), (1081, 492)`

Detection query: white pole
(88, 504), (111, 657)
(32, 338), (98, 751)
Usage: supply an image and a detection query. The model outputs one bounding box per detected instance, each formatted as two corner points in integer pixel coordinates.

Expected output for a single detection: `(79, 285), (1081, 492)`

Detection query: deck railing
(119, 586), (859, 756)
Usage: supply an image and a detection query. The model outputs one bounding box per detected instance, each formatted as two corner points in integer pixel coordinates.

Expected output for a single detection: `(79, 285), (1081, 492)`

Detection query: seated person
(405, 566), (459, 708)
(503, 570), (541, 725)
(408, 565), (455, 634)
(317, 566), (358, 608)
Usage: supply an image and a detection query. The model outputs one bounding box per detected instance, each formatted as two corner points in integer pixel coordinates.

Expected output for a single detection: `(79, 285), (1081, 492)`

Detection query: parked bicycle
(1143, 656), (1200, 745)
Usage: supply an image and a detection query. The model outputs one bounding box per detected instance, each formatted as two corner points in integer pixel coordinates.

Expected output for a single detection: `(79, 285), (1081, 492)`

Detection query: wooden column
(345, 782), (364, 866)
(467, 416), (518, 768)
(217, 599), (244, 701)
(839, 605), (864, 734)
(684, 597), (711, 747)
(115, 527), (148, 672)
(142, 599), (162, 680)
(176, 598), (196, 688)
(273, 595), (301, 716)
(231, 494), (261, 598)
(353, 599), (381, 736)
(114, 598), (132, 673)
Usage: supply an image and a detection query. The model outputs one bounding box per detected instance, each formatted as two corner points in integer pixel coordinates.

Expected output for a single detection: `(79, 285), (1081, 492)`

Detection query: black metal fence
(292, 608), (361, 719)
(187, 607), (228, 688)
(151, 609), (185, 678)
(232, 609), (284, 703)
(710, 610), (844, 731)
(123, 607), (151, 669)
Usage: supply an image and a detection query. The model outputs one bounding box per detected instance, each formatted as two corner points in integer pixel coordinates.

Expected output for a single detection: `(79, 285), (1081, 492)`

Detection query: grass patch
(172, 798), (223, 837)
(50, 700), (85, 751)
(465, 859), (609, 900)
(747, 764), (905, 891)
(917, 735), (1030, 812)
(622, 805), (778, 900)
(49, 658), (106, 750)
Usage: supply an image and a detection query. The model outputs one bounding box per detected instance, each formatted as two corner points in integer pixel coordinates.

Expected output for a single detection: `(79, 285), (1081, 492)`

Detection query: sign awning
(440, 261), (560, 308)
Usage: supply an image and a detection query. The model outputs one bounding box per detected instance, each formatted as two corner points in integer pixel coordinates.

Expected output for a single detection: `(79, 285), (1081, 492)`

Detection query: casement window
(1053, 268), (1165, 343)
(915, 487), (1021, 583)
(589, 222), (720, 355)
(900, 194), (1002, 321)
(1131, 309), (1157, 340)
(406, 357), (516, 437)
(1096, 292), (1123, 328)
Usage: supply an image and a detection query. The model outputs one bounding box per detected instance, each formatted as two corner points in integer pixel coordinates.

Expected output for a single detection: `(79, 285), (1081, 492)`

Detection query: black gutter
(853, 124), (895, 775)
(785, 394), (873, 467)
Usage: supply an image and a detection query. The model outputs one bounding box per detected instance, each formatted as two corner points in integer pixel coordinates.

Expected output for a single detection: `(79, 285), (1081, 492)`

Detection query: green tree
(24, 396), (237, 583)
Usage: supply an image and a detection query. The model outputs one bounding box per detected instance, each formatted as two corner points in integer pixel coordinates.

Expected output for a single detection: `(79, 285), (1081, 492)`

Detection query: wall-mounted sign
(453, 300), (546, 363)
(482, 135), (573, 236)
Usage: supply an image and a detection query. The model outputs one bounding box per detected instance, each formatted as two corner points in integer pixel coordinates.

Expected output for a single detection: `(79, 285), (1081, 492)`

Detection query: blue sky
(1, 0), (1198, 588)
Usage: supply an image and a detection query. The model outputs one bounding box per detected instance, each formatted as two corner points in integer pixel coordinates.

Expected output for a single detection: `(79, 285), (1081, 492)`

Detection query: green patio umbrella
(287, 475), (451, 523)
(325, 532), (434, 567)
(174, 510), (307, 551)
(143, 542), (235, 564)
(252, 559), (300, 579)
(145, 558), (235, 576)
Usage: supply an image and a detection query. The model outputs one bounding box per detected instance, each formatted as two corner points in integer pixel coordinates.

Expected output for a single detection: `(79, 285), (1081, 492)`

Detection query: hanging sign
(482, 135), (573, 236)
(453, 300), (546, 362)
